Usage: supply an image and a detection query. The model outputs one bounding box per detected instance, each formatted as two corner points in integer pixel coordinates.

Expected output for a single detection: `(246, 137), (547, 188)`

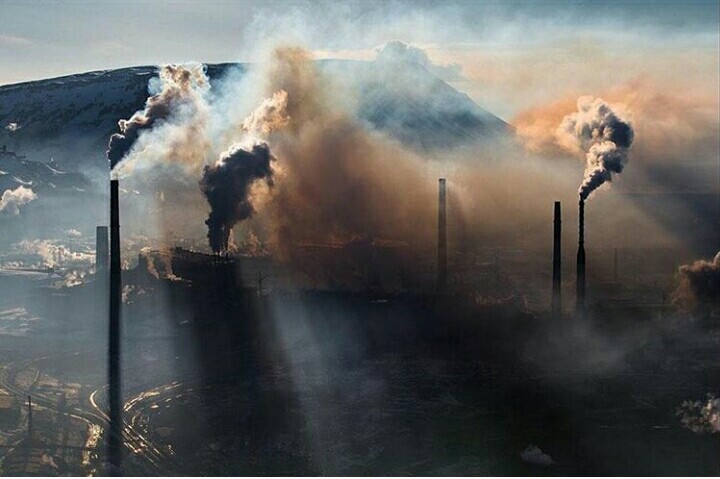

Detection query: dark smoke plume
(200, 143), (275, 253)
(556, 96), (634, 200)
(106, 64), (208, 170)
(673, 251), (720, 310)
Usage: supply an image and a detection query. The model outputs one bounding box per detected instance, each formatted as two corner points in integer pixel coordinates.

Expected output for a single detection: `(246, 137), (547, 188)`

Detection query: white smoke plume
(4, 122), (20, 132)
(241, 90), (290, 136)
(7, 239), (94, 269)
(0, 185), (37, 215)
(556, 96), (634, 200)
(107, 63), (211, 173)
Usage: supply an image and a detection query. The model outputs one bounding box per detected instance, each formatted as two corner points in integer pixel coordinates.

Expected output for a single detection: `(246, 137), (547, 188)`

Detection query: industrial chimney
(576, 198), (586, 315)
(552, 201), (562, 317)
(96, 226), (109, 275)
(108, 180), (122, 474)
(437, 178), (447, 293)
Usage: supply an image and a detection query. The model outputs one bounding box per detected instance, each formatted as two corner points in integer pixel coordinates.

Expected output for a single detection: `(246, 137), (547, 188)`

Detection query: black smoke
(200, 143), (275, 253)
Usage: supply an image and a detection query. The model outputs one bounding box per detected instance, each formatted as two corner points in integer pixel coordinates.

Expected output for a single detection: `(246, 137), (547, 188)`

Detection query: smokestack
(96, 226), (109, 275)
(108, 180), (122, 474)
(576, 198), (586, 315)
(437, 178), (447, 293)
(27, 395), (32, 440)
(552, 201), (562, 317)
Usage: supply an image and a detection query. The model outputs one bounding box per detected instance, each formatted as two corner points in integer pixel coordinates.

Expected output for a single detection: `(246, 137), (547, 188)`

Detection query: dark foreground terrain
(1, 267), (718, 476)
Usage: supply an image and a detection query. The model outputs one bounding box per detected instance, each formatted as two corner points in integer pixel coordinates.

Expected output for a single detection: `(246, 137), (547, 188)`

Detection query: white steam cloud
(108, 63), (211, 174)
(241, 90), (290, 136)
(0, 185), (37, 215)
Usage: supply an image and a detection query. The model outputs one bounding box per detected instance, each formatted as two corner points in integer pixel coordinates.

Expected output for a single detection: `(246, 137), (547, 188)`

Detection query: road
(0, 353), (181, 476)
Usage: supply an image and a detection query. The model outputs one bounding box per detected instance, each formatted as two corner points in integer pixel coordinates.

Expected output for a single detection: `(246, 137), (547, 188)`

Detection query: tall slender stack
(108, 179), (122, 474)
(576, 198), (586, 315)
(552, 201), (562, 317)
(437, 178), (447, 293)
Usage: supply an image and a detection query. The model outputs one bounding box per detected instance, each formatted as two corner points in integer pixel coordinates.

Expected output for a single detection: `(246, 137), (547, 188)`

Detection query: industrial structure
(576, 198), (586, 315)
(108, 179), (122, 474)
(552, 201), (562, 317)
(437, 178), (447, 293)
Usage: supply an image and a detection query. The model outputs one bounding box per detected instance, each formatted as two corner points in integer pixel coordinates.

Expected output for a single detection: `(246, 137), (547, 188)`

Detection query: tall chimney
(108, 179), (122, 474)
(576, 198), (586, 315)
(552, 201), (562, 317)
(437, 178), (447, 293)
(96, 226), (109, 275)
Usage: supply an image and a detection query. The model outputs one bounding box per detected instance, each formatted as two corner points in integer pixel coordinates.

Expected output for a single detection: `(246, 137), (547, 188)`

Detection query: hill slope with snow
(0, 60), (510, 175)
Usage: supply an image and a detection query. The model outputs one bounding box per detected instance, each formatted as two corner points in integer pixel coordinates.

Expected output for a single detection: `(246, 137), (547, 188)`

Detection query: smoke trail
(673, 251), (720, 310)
(241, 90), (290, 135)
(0, 185), (37, 215)
(106, 64), (209, 171)
(556, 96), (634, 200)
(200, 143), (275, 253)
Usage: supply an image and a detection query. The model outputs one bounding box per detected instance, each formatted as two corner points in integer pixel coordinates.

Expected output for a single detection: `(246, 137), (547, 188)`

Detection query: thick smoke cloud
(673, 251), (720, 309)
(244, 47), (440, 260)
(241, 90), (290, 135)
(106, 64), (209, 171)
(200, 143), (275, 253)
(555, 96), (634, 200)
(0, 185), (37, 215)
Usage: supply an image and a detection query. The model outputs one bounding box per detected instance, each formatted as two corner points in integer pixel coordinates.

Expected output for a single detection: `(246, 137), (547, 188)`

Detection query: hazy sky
(1, 0), (718, 117)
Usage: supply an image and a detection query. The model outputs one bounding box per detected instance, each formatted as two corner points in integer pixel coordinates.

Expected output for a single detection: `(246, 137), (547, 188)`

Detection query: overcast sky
(1, 0), (718, 117)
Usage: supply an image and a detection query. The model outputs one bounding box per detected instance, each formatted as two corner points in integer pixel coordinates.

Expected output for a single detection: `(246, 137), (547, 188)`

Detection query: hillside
(0, 60), (510, 176)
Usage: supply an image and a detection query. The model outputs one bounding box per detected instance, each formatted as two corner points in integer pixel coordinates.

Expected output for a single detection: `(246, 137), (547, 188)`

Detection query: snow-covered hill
(0, 60), (510, 175)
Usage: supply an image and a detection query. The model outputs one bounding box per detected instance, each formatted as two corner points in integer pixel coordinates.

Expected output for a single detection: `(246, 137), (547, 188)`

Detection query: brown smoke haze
(241, 47), (586, 265)
(113, 47), (698, 277)
(513, 78), (720, 173)
(242, 47), (437, 259)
